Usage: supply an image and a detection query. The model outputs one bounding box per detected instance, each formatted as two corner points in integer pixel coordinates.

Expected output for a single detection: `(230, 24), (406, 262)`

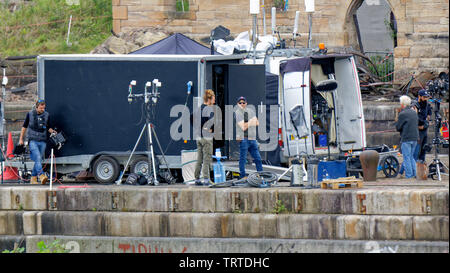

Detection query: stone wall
(112, 0), (449, 82)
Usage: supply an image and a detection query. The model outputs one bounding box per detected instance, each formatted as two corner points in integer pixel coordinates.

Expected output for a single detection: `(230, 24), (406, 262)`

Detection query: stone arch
(343, 0), (398, 52)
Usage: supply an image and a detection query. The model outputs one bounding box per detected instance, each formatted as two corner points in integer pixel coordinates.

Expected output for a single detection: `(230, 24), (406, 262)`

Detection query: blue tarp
(130, 33), (218, 55)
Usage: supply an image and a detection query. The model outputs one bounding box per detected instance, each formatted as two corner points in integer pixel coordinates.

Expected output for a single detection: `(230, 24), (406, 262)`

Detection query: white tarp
(213, 31), (277, 55)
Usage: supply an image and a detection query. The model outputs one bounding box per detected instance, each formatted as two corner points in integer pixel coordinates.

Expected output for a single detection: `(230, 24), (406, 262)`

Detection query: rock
(91, 27), (172, 55)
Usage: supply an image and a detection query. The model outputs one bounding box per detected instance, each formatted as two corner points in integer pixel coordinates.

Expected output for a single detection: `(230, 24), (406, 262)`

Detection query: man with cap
(235, 96), (263, 179)
(414, 89), (432, 163)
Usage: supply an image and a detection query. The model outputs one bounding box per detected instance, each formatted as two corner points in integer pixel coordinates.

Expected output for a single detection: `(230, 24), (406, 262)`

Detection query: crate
(320, 176), (363, 190)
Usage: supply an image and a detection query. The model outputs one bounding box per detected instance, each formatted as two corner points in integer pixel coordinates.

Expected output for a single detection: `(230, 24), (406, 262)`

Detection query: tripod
(428, 97), (449, 181)
(116, 80), (173, 185)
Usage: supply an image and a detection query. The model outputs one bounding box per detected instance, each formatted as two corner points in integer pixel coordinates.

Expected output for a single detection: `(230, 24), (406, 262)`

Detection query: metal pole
(307, 13), (312, 48)
(115, 124), (147, 185)
(1, 67), (7, 184)
(49, 149), (54, 191)
(262, 0), (266, 36)
(66, 15), (72, 46)
(252, 14), (257, 64)
(147, 122), (158, 185)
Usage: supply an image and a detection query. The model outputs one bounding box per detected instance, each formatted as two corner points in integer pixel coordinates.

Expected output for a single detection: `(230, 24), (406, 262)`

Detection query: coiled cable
(247, 171), (278, 188)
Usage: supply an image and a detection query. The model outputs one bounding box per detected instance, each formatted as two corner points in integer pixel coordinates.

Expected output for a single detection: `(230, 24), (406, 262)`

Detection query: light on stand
(250, 0), (259, 64)
(305, 0), (315, 48)
(292, 11), (300, 48)
(187, 81), (193, 95)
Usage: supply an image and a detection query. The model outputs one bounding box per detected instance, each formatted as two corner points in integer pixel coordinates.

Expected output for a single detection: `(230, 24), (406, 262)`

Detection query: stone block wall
(112, 0), (448, 82)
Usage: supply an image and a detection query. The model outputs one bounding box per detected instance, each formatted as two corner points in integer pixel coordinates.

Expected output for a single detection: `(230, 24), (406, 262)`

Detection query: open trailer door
(226, 64), (266, 160)
(334, 56), (366, 151)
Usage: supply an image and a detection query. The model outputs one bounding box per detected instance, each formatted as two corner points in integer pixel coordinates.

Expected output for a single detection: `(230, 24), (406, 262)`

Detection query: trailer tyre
(130, 156), (158, 177)
(93, 156), (120, 184)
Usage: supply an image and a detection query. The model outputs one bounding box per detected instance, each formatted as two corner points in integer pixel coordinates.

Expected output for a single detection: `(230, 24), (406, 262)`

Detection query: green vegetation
(2, 240), (69, 253)
(0, 0), (112, 58)
(368, 54), (394, 82)
(272, 199), (287, 214)
(36, 240), (70, 253)
(2, 246), (25, 253)
(176, 0), (189, 12)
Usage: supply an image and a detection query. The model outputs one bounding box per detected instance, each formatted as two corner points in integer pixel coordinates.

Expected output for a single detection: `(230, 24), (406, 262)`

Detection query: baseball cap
(237, 96), (247, 103)
(418, 89), (430, 97)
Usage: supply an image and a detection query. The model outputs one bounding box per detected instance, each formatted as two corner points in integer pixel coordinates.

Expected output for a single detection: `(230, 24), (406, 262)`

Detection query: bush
(0, 0), (112, 57)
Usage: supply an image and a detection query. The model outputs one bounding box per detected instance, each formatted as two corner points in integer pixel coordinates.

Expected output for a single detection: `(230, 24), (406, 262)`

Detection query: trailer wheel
(381, 155), (399, 178)
(130, 155), (158, 177)
(93, 156), (120, 184)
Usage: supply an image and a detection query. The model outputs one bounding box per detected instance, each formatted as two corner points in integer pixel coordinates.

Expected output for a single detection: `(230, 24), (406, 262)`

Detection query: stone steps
(1, 235), (446, 253)
(0, 186), (448, 216)
(0, 210), (448, 241)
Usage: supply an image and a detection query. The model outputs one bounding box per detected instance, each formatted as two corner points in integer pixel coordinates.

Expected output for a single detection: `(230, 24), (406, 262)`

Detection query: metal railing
(364, 51), (394, 83)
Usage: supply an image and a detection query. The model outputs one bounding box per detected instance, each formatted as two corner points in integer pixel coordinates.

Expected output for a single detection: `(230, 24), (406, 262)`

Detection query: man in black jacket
(414, 89), (432, 163)
(19, 100), (56, 184)
(395, 96), (419, 179)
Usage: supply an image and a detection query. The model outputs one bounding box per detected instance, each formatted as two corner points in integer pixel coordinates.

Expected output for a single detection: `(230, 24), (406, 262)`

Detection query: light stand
(250, 0), (260, 64)
(305, 0), (315, 48)
(428, 97), (449, 181)
(292, 11), (300, 48)
(116, 79), (172, 186)
(276, 105), (309, 186)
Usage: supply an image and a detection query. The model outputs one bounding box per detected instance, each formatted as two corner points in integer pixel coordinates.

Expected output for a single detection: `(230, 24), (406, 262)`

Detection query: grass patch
(0, 0), (112, 58)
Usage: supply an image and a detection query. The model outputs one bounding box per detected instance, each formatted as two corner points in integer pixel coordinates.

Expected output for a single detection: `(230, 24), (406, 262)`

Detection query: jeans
(29, 140), (46, 177)
(401, 141), (417, 178)
(239, 139), (263, 179)
(414, 131), (428, 162)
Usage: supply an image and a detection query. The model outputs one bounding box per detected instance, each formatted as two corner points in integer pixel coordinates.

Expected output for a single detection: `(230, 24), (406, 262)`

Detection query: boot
(30, 176), (38, 184)
(39, 174), (49, 185)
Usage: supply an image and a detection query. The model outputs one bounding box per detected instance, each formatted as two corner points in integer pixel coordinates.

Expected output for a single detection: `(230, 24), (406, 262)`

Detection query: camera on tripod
(426, 72), (449, 98)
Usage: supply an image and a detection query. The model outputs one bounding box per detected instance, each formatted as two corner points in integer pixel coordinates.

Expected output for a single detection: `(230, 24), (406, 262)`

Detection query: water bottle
(213, 149), (226, 183)
(322, 169), (330, 181)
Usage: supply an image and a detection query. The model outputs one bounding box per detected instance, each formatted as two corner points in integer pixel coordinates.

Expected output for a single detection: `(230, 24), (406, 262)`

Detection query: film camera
(426, 72), (448, 99)
(49, 131), (66, 150)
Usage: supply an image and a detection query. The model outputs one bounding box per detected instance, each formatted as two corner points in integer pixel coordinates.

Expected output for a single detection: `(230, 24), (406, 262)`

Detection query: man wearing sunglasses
(235, 96), (263, 179)
(18, 100), (56, 184)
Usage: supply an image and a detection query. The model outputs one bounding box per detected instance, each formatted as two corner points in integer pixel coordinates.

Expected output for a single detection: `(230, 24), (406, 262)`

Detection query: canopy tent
(130, 33), (219, 55)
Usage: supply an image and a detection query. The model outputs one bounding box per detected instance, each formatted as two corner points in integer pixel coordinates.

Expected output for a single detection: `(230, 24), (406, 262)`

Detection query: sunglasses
(238, 101), (247, 104)
(37, 99), (45, 103)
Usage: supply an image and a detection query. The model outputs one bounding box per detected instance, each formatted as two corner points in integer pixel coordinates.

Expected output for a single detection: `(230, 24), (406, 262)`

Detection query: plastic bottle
(322, 169), (330, 181)
(213, 148), (226, 183)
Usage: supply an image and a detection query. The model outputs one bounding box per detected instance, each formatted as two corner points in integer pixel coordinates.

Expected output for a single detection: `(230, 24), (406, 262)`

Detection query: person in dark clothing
(18, 100), (56, 184)
(235, 96), (263, 179)
(414, 89), (432, 163)
(193, 89), (215, 185)
(395, 96), (419, 179)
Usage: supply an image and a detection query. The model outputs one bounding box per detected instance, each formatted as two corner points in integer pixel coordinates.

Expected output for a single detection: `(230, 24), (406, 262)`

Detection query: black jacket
(395, 107), (419, 143)
(416, 99), (432, 131)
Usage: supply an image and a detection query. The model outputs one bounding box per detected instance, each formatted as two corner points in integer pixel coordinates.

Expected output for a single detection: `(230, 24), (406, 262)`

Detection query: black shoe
(195, 179), (203, 186)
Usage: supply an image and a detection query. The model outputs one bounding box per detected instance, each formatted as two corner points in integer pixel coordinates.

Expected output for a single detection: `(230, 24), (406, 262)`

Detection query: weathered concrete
(1, 186), (447, 215)
(1, 211), (448, 241)
(22, 235), (449, 253)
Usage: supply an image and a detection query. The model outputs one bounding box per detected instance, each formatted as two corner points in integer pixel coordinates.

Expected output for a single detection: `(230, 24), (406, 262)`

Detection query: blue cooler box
(318, 160), (347, 182)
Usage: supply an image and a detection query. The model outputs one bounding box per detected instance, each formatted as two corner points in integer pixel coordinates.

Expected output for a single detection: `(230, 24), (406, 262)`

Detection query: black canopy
(130, 33), (219, 55)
